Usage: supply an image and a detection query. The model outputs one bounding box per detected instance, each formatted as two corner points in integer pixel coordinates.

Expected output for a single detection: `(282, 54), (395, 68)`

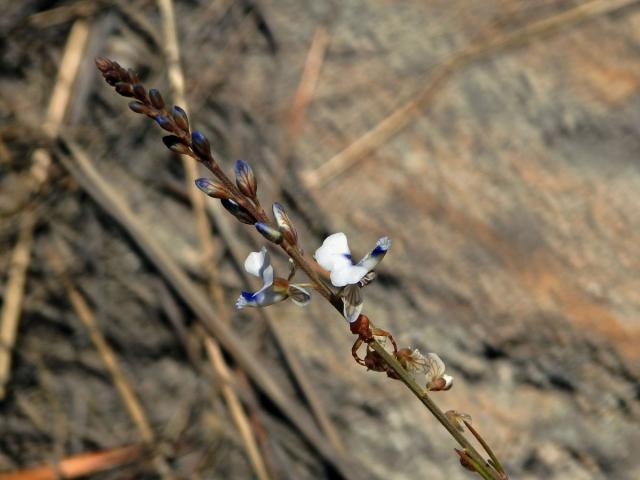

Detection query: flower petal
(357, 236), (392, 272)
(235, 285), (288, 309)
(424, 352), (446, 385)
(314, 232), (353, 272)
(330, 265), (369, 287)
(244, 247), (274, 287)
(288, 284), (311, 307)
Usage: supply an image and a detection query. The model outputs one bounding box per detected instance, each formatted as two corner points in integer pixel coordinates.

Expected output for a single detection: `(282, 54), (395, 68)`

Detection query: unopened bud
(191, 131), (212, 160)
(272, 202), (298, 244)
(195, 178), (231, 199)
(171, 106), (189, 132)
(162, 135), (191, 156)
(115, 82), (134, 97)
(128, 68), (140, 84)
(234, 160), (257, 198)
(255, 222), (283, 244)
(128, 101), (149, 115)
(221, 199), (256, 225)
(455, 449), (478, 473)
(95, 57), (112, 72)
(148, 88), (165, 109)
(133, 84), (146, 102)
(154, 115), (175, 133)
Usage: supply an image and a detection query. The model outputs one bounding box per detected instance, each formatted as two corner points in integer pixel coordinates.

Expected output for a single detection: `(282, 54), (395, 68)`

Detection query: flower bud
(162, 135), (191, 155)
(149, 88), (165, 109)
(95, 57), (112, 73)
(255, 222), (283, 244)
(133, 84), (146, 102)
(171, 106), (189, 132)
(195, 178), (231, 199)
(234, 160), (257, 198)
(128, 68), (140, 84)
(128, 101), (149, 115)
(221, 199), (256, 225)
(154, 115), (175, 133)
(191, 131), (212, 160)
(272, 202), (298, 245)
(115, 82), (134, 97)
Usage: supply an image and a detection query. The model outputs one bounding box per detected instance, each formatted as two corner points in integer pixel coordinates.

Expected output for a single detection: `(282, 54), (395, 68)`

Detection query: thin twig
(0, 19), (90, 400)
(45, 247), (174, 480)
(301, 0), (640, 189)
(0, 444), (145, 480)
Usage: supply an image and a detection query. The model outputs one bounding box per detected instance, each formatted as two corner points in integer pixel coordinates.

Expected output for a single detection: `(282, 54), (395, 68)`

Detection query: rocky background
(1, 0), (639, 479)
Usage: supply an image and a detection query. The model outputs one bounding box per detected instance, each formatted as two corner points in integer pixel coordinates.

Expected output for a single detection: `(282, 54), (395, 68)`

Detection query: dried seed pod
(190, 131), (212, 160)
(148, 88), (165, 109)
(95, 57), (112, 73)
(133, 84), (146, 102)
(128, 101), (149, 115)
(255, 222), (283, 244)
(195, 178), (232, 199)
(162, 135), (191, 155)
(234, 160), (257, 198)
(221, 199), (256, 225)
(170, 106), (189, 132)
(272, 202), (298, 245)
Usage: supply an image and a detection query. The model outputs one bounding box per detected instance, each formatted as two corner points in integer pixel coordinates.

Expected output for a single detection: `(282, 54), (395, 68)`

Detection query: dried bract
(445, 410), (472, 433)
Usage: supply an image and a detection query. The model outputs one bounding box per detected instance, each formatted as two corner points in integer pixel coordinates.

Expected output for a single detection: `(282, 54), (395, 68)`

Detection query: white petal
(424, 352), (446, 385)
(314, 232), (353, 272)
(330, 265), (369, 287)
(244, 247), (274, 286)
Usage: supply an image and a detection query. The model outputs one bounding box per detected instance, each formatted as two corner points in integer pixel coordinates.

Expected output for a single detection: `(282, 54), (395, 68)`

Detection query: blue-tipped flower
(255, 222), (283, 244)
(162, 135), (191, 155)
(149, 88), (165, 109)
(191, 131), (212, 160)
(221, 198), (256, 225)
(170, 106), (189, 132)
(236, 247), (311, 309)
(234, 160), (257, 198)
(154, 115), (174, 133)
(195, 178), (231, 199)
(314, 233), (391, 288)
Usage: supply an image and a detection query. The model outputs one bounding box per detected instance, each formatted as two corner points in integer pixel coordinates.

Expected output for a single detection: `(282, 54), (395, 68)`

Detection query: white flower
(314, 233), (391, 288)
(236, 247), (311, 309)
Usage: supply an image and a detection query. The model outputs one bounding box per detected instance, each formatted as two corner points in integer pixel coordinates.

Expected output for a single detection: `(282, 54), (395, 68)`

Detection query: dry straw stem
(45, 247), (174, 480)
(156, 1), (271, 478)
(0, 444), (144, 480)
(0, 19), (90, 400)
(301, 0), (640, 189)
(57, 138), (367, 480)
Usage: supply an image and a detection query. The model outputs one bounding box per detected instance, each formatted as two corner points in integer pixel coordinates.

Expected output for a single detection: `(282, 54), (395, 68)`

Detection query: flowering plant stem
(95, 57), (507, 479)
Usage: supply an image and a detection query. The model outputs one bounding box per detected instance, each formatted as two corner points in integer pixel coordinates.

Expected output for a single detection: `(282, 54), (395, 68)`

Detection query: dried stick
(45, 248), (174, 480)
(301, 0), (640, 189)
(0, 19), (90, 400)
(0, 444), (144, 480)
(56, 138), (367, 480)
(156, 1), (272, 478)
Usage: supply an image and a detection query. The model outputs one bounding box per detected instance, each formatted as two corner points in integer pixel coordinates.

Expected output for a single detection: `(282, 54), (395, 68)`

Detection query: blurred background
(1, 0), (639, 478)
